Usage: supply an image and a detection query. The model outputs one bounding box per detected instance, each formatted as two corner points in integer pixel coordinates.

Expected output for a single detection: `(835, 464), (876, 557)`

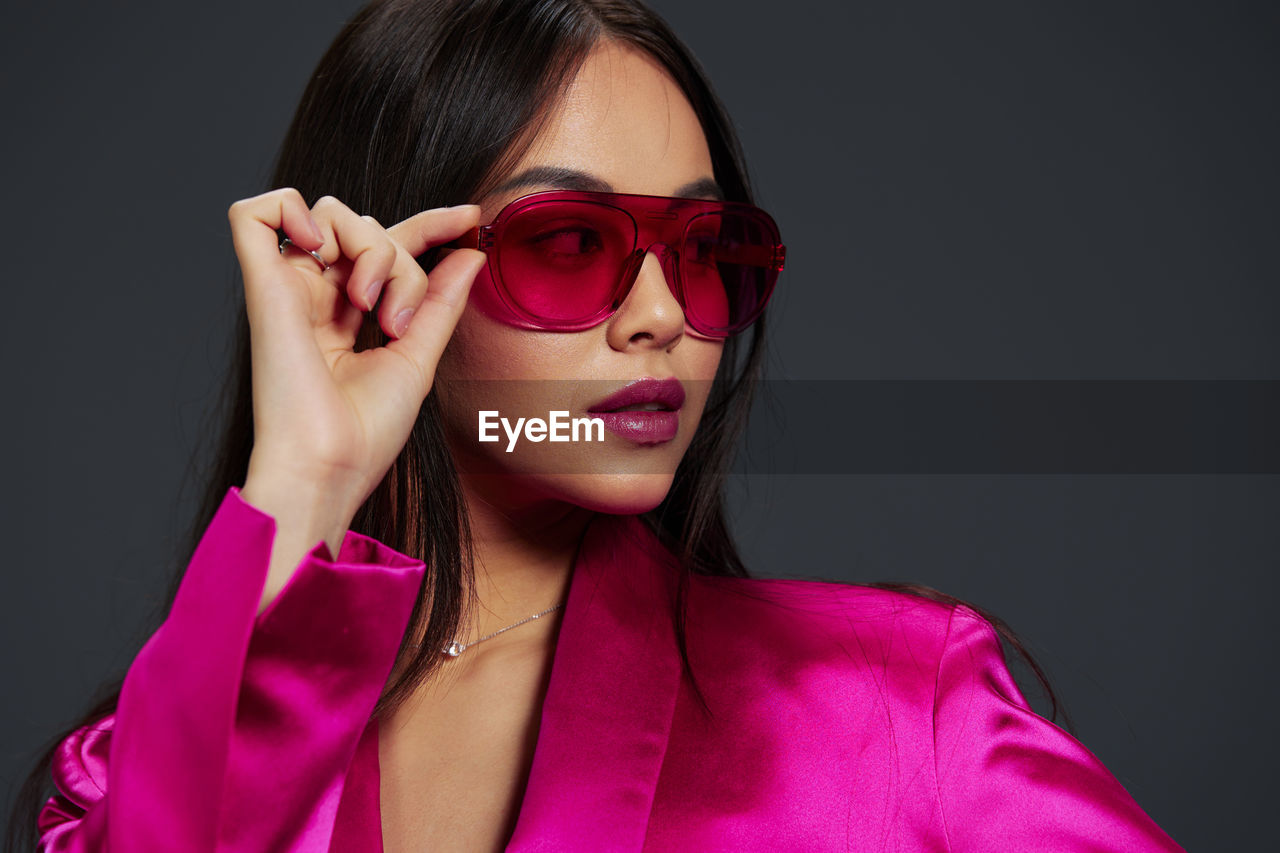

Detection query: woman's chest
(376, 645), (555, 852)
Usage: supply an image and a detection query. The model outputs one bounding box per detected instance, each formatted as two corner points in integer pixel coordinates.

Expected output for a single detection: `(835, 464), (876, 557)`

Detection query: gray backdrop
(4, 1), (1276, 849)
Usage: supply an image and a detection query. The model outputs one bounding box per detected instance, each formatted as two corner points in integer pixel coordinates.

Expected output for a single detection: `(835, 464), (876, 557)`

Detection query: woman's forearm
(239, 472), (354, 616)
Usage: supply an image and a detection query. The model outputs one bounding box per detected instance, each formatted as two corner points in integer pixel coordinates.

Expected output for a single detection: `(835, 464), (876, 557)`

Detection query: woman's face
(435, 40), (725, 516)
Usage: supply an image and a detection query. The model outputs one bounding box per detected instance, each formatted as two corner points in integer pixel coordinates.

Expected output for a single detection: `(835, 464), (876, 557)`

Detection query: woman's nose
(606, 246), (685, 351)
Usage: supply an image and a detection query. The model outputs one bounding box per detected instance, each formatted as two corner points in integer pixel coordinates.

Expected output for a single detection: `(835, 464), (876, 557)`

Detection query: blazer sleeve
(931, 605), (1186, 852)
(36, 485), (425, 853)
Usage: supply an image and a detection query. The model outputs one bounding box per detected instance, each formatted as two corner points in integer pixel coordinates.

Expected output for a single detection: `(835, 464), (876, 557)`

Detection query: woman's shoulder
(617, 515), (988, 684)
(692, 571), (968, 631)
(685, 572), (984, 683)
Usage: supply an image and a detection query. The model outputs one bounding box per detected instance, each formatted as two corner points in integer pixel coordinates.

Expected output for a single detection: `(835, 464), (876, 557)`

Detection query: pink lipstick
(586, 378), (686, 444)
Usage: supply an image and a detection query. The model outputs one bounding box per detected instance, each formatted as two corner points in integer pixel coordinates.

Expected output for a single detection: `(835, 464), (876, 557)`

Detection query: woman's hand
(228, 188), (486, 611)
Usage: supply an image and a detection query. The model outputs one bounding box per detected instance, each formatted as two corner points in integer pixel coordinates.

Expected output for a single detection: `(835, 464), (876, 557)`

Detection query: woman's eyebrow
(484, 165), (725, 200)
(672, 177), (725, 200)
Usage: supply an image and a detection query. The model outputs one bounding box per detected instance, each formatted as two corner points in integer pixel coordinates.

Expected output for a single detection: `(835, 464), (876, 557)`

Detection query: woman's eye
(528, 226), (604, 256)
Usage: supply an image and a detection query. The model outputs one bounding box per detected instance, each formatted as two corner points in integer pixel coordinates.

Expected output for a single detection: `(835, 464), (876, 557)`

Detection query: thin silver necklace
(413, 602), (565, 658)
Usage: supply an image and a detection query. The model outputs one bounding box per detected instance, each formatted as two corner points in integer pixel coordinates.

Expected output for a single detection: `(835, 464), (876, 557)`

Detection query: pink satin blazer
(37, 486), (1185, 851)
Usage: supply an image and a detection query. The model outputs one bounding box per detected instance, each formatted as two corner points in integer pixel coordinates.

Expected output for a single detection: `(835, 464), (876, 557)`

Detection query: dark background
(4, 1), (1276, 848)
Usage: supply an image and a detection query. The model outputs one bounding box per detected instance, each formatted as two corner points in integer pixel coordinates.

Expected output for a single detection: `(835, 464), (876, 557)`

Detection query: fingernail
(365, 279), (383, 308)
(309, 216), (324, 242)
(392, 308), (414, 338)
(447, 204), (479, 212)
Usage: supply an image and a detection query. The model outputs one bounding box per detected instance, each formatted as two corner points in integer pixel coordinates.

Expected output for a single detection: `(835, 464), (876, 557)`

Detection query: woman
(12, 0), (1184, 850)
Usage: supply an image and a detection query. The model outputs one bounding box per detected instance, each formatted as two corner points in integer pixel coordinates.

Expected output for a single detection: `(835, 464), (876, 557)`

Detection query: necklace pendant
(444, 641), (465, 657)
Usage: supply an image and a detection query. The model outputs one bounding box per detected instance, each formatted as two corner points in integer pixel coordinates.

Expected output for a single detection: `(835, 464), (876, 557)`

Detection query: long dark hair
(7, 1), (1068, 848)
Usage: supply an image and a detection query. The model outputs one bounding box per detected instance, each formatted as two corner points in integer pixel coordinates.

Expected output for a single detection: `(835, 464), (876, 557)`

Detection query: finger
(386, 205), (482, 259)
(385, 248), (487, 388)
(373, 240), (434, 339)
(228, 187), (325, 300)
(310, 196), (399, 312)
(373, 205), (484, 339)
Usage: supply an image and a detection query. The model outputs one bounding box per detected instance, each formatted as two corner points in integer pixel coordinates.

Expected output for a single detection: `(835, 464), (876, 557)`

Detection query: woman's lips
(589, 410), (680, 443)
(587, 378), (685, 444)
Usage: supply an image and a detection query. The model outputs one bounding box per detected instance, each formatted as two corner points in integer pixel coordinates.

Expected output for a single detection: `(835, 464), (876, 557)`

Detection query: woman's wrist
(240, 470), (360, 615)
(241, 449), (365, 527)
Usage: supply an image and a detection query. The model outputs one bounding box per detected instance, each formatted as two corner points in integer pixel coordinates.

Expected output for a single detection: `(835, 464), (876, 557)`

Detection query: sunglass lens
(499, 201), (634, 325)
(681, 211), (778, 336)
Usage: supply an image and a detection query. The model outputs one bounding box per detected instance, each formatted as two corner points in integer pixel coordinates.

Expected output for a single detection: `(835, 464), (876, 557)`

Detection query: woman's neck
(456, 476), (595, 657)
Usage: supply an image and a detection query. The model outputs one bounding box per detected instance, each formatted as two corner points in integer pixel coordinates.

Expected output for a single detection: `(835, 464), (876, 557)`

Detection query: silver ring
(279, 237), (331, 272)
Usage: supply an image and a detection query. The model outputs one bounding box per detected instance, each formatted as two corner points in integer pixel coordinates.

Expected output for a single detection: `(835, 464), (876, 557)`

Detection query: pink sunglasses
(450, 189), (785, 338)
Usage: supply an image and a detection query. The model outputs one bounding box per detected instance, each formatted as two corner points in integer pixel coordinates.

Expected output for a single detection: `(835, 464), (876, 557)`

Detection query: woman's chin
(457, 469), (677, 516)
(539, 472), (677, 515)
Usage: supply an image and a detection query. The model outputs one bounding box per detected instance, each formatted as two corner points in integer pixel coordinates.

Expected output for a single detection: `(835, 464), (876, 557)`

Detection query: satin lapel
(506, 512), (683, 851)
